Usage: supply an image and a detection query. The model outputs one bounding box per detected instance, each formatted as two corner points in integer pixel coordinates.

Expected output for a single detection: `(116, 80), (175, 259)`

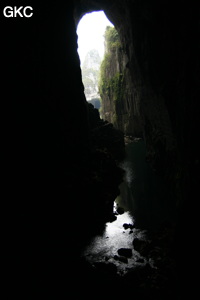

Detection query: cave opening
(76, 9), (171, 229)
(76, 11), (114, 111)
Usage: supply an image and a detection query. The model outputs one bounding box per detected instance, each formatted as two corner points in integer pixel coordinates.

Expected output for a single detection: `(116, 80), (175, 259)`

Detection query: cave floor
(79, 208), (179, 300)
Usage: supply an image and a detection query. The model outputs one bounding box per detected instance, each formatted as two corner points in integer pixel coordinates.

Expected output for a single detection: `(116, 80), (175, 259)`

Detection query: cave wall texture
(99, 26), (143, 137)
(1, 0), (199, 297)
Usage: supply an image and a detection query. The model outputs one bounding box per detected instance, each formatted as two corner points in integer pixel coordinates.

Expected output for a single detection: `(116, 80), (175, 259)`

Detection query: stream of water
(82, 139), (163, 274)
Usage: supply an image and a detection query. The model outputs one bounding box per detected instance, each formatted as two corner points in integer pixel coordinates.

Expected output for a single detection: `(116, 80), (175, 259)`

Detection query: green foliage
(98, 53), (110, 92)
(98, 26), (125, 126)
(104, 26), (121, 50)
(99, 72), (124, 101)
(99, 27), (123, 103)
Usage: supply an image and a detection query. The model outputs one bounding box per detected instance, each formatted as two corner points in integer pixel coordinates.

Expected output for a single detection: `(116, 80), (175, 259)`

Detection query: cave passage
(76, 7), (179, 298)
(77, 9), (172, 268)
(2, 1), (199, 298)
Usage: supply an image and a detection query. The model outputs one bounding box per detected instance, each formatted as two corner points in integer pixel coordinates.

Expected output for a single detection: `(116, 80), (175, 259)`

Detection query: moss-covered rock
(99, 26), (143, 137)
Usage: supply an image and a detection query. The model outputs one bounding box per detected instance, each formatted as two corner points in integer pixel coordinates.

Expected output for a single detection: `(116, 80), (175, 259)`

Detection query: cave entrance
(76, 11), (114, 109)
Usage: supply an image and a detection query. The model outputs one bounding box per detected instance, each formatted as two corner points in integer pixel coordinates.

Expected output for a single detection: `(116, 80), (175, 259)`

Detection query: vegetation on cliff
(99, 26), (124, 126)
(104, 25), (121, 50)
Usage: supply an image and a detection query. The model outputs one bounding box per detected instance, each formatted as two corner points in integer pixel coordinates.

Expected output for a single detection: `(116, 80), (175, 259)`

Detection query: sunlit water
(83, 205), (148, 275)
(82, 140), (164, 275)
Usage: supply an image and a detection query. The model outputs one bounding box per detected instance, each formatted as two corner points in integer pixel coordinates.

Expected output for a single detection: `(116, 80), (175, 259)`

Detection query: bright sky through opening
(77, 11), (114, 65)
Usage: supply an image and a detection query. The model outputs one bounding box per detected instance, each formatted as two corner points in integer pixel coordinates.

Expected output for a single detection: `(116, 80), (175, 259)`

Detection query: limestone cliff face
(99, 27), (143, 136)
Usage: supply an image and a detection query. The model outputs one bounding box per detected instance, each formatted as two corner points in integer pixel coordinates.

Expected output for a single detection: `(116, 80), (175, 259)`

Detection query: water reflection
(83, 208), (148, 274)
(83, 139), (168, 274)
(117, 140), (171, 228)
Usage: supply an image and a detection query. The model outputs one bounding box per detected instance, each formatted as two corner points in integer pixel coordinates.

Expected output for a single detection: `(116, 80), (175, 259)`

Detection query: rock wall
(2, 1), (124, 296)
(99, 27), (143, 136)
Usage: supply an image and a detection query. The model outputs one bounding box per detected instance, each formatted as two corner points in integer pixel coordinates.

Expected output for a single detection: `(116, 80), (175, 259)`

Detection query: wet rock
(136, 258), (145, 263)
(116, 207), (124, 215)
(133, 238), (151, 256)
(117, 248), (132, 258)
(108, 214), (117, 222)
(123, 223), (134, 230)
(105, 256), (109, 261)
(114, 255), (128, 263)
